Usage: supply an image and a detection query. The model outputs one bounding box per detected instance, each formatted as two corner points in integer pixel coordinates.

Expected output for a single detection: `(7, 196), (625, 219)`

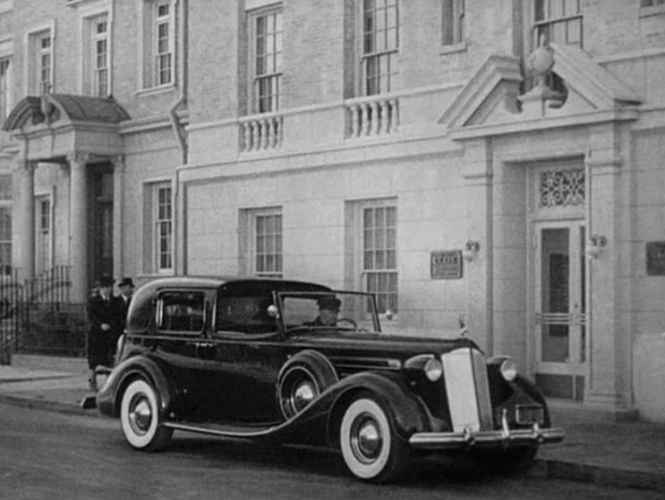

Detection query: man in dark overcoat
(87, 275), (122, 391)
(117, 277), (135, 329)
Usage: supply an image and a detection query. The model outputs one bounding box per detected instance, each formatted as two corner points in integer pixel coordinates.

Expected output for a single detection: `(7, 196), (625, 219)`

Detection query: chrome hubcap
(289, 380), (316, 414)
(128, 396), (152, 435)
(350, 414), (383, 464)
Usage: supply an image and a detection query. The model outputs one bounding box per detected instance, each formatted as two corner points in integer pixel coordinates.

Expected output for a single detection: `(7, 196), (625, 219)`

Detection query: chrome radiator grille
(441, 348), (494, 432)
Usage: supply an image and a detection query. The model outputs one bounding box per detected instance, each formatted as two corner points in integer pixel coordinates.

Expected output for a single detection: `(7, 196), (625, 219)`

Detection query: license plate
(515, 404), (544, 425)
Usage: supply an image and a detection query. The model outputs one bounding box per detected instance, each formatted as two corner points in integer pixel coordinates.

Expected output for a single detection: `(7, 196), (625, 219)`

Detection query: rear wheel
(120, 379), (173, 451)
(339, 397), (408, 482)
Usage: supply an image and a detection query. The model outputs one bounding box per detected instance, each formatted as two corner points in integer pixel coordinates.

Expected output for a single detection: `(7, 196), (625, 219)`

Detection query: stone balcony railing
(345, 95), (400, 139)
(239, 112), (284, 152)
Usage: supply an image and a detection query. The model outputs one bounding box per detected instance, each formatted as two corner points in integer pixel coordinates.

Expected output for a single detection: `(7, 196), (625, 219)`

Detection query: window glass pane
(160, 292), (204, 332)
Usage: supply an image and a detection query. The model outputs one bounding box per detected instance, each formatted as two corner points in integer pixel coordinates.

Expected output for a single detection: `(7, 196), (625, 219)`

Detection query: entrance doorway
(88, 166), (113, 286)
(534, 220), (587, 400)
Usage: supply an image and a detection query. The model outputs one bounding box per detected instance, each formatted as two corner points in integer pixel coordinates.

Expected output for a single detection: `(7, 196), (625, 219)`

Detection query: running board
(163, 421), (282, 439)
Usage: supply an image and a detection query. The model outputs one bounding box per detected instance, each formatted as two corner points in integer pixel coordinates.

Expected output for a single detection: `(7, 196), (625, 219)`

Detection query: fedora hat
(99, 275), (114, 287)
(118, 277), (135, 288)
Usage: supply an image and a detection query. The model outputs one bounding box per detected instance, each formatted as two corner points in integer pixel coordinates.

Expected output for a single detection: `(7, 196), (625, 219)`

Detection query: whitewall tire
(120, 379), (173, 451)
(339, 397), (407, 482)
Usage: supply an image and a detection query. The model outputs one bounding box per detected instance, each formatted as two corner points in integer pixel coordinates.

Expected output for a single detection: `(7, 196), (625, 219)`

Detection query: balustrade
(239, 113), (284, 152)
(345, 96), (399, 139)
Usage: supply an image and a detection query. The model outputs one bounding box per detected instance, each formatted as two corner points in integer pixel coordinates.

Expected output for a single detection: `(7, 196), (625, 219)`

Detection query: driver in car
(307, 296), (341, 326)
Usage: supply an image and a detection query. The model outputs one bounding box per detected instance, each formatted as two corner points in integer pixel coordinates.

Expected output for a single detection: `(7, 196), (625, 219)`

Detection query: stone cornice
(449, 107), (640, 141)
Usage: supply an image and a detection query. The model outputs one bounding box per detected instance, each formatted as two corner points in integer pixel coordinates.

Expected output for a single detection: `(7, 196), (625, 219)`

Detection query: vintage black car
(97, 276), (564, 482)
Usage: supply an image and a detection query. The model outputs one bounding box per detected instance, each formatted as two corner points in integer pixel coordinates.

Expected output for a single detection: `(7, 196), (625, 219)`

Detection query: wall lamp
(586, 234), (607, 259)
(462, 240), (481, 262)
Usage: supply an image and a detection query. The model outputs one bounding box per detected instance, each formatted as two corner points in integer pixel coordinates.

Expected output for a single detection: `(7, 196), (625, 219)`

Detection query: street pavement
(1, 354), (664, 494)
(0, 402), (661, 500)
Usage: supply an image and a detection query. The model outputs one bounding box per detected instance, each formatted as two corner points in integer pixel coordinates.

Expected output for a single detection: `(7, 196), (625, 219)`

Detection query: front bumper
(409, 423), (565, 450)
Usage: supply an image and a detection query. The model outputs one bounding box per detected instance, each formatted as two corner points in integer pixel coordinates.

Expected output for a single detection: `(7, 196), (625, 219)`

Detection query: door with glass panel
(534, 220), (586, 400)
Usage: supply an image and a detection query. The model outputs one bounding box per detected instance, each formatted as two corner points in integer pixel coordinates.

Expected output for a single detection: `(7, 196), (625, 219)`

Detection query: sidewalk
(1, 355), (664, 492)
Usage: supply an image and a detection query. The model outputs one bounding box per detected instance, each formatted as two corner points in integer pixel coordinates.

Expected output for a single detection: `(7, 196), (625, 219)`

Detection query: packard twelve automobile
(97, 277), (564, 482)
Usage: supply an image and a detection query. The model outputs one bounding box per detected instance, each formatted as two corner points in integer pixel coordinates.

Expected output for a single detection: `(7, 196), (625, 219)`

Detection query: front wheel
(339, 397), (408, 482)
(120, 379), (173, 451)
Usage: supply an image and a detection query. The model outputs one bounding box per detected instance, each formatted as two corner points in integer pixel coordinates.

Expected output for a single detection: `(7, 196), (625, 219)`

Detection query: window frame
(91, 15), (109, 97)
(441, 0), (465, 47)
(0, 57), (11, 122)
(248, 5), (283, 114)
(153, 0), (173, 86)
(0, 174), (12, 275)
(155, 289), (207, 335)
(153, 183), (174, 274)
(532, 0), (583, 49)
(138, 0), (176, 91)
(359, 0), (399, 97)
(35, 192), (53, 275)
(24, 22), (55, 96)
(348, 198), (398, 317)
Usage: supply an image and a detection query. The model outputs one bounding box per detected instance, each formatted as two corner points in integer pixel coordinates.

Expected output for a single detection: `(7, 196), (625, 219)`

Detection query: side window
(216, 295), (276, 335)
(157, 291), (205, 332)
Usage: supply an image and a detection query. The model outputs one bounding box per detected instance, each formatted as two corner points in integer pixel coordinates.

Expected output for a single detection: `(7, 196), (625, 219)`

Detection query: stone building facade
(1, 0), (665, 420)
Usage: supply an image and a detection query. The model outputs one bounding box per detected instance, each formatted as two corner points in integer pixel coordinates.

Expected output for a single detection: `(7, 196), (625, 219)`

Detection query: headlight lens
(499, 358), (518, 381)
(424, 357), (443, 382)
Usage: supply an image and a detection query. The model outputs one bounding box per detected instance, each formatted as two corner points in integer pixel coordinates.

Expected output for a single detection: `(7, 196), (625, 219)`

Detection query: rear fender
(325, 371), (431, 446)
(97, 355), (174, 418)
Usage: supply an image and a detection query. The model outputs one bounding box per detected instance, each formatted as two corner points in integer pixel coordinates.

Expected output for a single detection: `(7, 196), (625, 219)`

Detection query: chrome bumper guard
(409, 422), (565, 451)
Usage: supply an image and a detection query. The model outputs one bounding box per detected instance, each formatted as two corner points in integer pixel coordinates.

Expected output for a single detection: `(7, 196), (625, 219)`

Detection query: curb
(0, 392), (99, 418)
(534, 458), (665, 492)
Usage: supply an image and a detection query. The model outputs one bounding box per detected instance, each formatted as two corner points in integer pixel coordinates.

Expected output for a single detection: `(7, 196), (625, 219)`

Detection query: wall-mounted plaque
(646, 241), (665, 276)
(430, 250), (463, 280)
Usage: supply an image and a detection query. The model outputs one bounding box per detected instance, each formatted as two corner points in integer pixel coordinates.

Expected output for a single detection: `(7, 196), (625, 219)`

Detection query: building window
(155, 184), (173, 272)
(0, 175), (12, 275)
(641, 0), (665, 6)
(253, 210), (282, 277)
(539, 168), (585, 208)
(0, 58), (10, 121)
(92, 16), (109, 96)
(362, 0), (399, 96)
(36, 196), (51, 274)
(533, 0), (583, 48)
(27, 29), (53, 95)
(140, 0), (174, 89)
(362, 203), (397, 314)
(441, 0), (464, 46)
(250, 8), (282, 113)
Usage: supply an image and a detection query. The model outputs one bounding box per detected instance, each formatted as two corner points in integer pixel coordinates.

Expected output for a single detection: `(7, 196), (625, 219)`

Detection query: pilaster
(16, 159), (35, 280)
(67, 151), (90, 303)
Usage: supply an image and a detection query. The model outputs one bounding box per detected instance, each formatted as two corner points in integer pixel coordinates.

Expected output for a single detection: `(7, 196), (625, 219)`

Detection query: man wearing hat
(86, 275), (122, 391)
(117, 277), (135, 328)
(308, 296), (342, 327)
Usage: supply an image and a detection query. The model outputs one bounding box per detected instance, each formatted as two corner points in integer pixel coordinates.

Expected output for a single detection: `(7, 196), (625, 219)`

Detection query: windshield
(277, 291), (381, 333)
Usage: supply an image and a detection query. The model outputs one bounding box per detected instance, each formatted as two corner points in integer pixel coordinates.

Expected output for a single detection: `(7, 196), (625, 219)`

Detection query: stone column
(17, 159), (35, 281)
(68, 152), (89, 303)
(112, 155), (125, 280)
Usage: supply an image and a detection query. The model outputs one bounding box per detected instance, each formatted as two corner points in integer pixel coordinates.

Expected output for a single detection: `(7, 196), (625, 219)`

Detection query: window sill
(640, 5), (665, 18)
(439, 40), (467, 56)
(135, 83), (176, 97)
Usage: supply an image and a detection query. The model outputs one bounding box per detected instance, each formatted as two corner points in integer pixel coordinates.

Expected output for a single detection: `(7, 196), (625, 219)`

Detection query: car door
(210, 287), (287, 423)
(152, 288), (213, 420)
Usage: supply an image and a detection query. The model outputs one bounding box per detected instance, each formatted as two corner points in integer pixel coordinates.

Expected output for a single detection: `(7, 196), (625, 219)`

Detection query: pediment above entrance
(439, 43), (642, 135)
(2, 93), (130, 159)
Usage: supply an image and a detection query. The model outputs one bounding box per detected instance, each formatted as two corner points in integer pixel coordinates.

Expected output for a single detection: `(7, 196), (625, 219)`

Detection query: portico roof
(2, 93), (130, 131)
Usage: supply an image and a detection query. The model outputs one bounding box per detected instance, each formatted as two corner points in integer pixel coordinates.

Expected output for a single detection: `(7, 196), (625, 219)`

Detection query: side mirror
(267, 304), (279, 319)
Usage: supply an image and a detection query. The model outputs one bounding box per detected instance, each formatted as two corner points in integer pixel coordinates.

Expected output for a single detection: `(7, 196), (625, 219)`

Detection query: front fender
(96, 355), (174, 419)
(325, 371), (432, 444)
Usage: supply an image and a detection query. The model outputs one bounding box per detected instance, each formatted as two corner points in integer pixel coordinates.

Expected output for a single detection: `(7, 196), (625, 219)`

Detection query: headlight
(499, 358), (518, 381)
(424, 357), (443, 382)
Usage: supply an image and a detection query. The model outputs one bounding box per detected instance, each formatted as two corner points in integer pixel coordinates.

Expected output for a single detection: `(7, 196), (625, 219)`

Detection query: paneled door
(534, 220), (587, 400)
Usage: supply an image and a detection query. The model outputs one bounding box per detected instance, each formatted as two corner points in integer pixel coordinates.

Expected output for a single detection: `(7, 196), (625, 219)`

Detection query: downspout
(169, 0), (188, 165)
(169, 0), (188, 275)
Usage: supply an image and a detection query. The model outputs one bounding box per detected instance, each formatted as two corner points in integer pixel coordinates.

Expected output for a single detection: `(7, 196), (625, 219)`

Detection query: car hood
(287, 330), (480, 358)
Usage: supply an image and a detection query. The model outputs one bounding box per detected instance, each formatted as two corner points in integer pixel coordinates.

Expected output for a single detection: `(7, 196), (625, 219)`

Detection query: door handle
(194, 341), (214, 349)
